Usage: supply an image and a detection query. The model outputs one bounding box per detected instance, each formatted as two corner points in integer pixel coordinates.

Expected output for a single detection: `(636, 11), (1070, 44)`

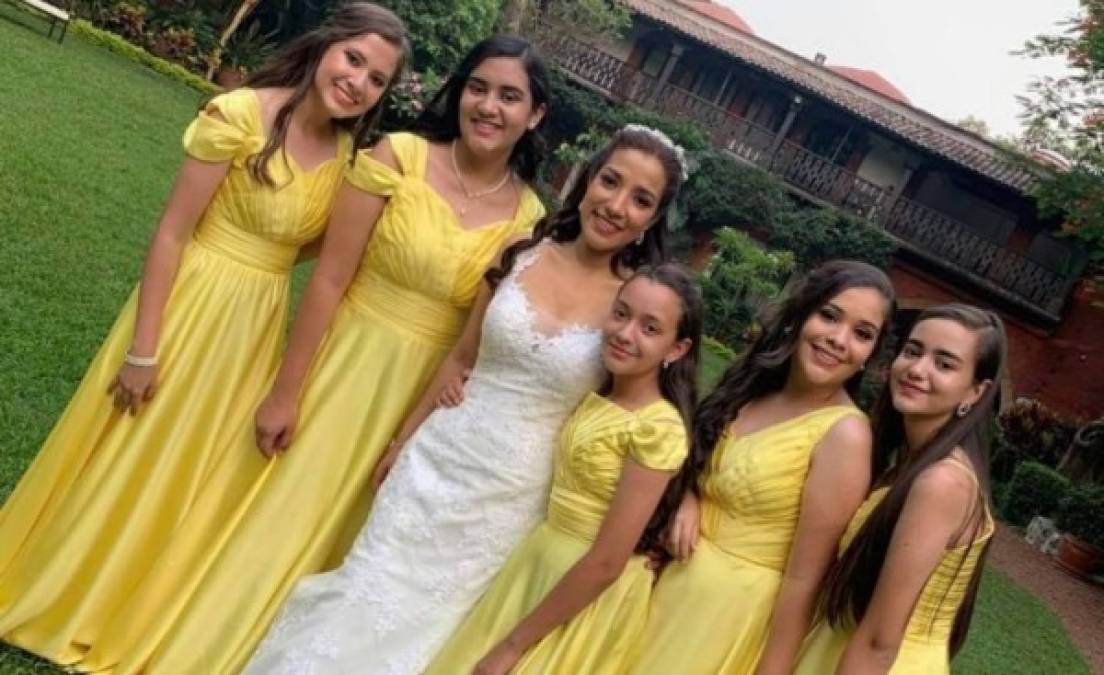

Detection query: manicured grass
(955, 567), (1090, 675)
(0, 8), (1090, 675)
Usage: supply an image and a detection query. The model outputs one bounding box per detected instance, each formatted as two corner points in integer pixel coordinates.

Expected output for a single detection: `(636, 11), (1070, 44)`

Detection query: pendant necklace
(450, 139), (512, 216)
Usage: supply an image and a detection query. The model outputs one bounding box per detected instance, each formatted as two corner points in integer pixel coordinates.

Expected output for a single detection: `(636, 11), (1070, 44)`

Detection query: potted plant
(1055, 484), (1104, 582)
(215, 19), (274, 89)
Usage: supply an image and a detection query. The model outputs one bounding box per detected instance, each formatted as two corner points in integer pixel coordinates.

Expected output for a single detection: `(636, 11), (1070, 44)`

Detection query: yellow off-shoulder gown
(428, 393), (688, 675)
(793, 467), (994, 674)
(0, 88), (348, 667)
(632, 405), (863, 675)
(78, 132), (544, 674)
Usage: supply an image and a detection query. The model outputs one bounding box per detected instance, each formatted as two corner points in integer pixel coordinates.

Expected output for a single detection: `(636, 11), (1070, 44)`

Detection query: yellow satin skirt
(429, 522), (656, 675)
(79, 275), (463, 674)
(0, 232), (295, 666)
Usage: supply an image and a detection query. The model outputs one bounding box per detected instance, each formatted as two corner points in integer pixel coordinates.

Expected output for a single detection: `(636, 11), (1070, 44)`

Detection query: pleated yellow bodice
(548, 393), (689, 541)
(699, 406), (862, 571)
(343, 132), (544, 348)
(185, 87), (350, 272)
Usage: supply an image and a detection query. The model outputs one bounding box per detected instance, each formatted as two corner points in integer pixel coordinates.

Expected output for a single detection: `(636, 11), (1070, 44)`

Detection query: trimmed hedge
(71, 20), (218, 95)
(1002, 461), (1070, 526)
(1057, 484), (1104, 550)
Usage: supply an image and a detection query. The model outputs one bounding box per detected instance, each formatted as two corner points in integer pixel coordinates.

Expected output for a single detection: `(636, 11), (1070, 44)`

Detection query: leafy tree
(1017, 0), (1104, 274)
(699, 229), (793, 350)
(768, 208), (895, 271)
(389, 0), (499, 72)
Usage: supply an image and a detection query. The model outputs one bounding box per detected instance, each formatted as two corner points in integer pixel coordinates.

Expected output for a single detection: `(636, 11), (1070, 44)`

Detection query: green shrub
(768, 207), (895, 271)
(1002, 461), (1070, 526)
(684, 149), (794, 237)
(699, 228), (793, 351)
(72, 20), (217, 95)
(991, 480), (1011, 520)
(1057, 484), (1104, 549)
(993, 399), (1083, 481)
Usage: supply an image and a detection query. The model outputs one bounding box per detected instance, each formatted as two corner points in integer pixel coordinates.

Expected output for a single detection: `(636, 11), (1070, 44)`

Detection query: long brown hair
(485, 125), (687, 288)
(241, 2), (408, 186)
(687, 260), (896, 490)
(821, 304), (1007, 657)
(601, 264), (703, 555)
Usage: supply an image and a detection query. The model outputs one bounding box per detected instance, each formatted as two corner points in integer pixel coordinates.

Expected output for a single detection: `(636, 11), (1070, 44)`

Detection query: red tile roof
(677, 0), (754, 34)
(620, 0), (1036, 192)
(828, 65), (910, 105)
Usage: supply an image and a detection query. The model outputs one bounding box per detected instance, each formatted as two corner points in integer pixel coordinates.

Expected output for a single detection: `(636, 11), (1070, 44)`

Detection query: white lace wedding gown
(245, 247), (605, 675)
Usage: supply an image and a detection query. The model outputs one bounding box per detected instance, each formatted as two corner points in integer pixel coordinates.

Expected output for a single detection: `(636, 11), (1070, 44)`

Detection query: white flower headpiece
(620, 123), (691, 182)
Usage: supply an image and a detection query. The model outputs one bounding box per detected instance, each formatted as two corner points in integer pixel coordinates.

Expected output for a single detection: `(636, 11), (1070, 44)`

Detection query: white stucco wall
(857, 133), (914, 191)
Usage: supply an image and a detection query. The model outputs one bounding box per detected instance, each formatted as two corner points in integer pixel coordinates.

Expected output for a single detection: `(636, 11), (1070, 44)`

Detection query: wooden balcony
(538, 30), (1078, 323)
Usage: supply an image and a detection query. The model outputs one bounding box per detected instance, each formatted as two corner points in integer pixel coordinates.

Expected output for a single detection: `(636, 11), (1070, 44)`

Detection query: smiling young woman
(631, 260), (897, 675)
(0, 4), (406, 671)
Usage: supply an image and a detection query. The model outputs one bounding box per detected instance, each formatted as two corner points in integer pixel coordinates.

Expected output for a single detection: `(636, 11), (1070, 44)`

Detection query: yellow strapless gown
(632, 405), (862, 675)
(0, 88), (347, 667)
(78, 132), (545, 674)
(428, 393), (688, 675)
(794, 477), (994, 674)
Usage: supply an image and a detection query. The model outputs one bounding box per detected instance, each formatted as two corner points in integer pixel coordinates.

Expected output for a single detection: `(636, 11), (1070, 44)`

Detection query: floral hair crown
(619, 123), (691, 182)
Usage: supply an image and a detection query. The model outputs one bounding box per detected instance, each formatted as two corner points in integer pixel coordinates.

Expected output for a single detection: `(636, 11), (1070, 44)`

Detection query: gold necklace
(450, 140), (512, 215)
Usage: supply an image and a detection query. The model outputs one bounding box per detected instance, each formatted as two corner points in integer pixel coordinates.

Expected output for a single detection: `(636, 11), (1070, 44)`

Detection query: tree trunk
(499, 0), (529, 34)
(206, 0), (264, 81)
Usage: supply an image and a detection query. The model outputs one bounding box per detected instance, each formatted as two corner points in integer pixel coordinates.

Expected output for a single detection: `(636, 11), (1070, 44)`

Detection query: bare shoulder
(826, 412), (872, 446)
(814, 412), (872, 461)
(908, 455), (977, 514)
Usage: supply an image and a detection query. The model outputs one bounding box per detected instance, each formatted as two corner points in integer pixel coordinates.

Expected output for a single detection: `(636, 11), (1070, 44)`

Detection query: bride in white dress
(245, 125), (689, 675)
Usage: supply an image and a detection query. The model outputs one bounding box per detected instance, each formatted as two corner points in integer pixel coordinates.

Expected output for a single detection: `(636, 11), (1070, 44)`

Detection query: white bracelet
(124, 351), (157, 367)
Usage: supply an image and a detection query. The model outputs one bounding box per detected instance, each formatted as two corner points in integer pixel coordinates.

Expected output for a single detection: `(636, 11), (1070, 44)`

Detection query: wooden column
(881, 163), (917, 225)
(651, 43), (685, 106)
(768, 94), (804, 158)
(712, 68), (734, 106)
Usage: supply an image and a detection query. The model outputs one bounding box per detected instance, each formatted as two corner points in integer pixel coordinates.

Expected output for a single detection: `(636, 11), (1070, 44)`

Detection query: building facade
(536, 0), (1102, 419)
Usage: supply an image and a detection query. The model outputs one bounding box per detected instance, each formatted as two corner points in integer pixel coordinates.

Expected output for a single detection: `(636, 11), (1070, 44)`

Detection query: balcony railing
(538, 29), (1076, 321)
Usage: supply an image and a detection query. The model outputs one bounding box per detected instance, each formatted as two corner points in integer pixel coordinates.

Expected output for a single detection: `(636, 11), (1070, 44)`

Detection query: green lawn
(0, 6), (1090, 675)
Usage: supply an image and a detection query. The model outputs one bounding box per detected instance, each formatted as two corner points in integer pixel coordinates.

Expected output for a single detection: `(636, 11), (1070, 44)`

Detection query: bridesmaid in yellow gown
(794, 304), (1005, 674)
(0, 4), (406, 668)
(632, 261), (897, 675)
(79, 37), (551, 675)
(428, 264), (701, 675)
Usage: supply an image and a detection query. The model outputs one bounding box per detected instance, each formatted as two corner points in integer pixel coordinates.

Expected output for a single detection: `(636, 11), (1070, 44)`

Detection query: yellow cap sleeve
(513, 187), (546, 236)
(344, 147), (403, 196)
(628, 410), (689, 472)
(182, 89), (264, 166)
(343, 132), (426, 196)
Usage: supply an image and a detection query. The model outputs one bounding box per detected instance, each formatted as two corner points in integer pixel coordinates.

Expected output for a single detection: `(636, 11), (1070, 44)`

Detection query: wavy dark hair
(486, 126), (687, 287)
(687, 260), (896, 490)
(410, 35), (550, 183)
(240, 2), (408, 186)
(821, 304), (1007, 657)
(598, 264), (703, 554)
